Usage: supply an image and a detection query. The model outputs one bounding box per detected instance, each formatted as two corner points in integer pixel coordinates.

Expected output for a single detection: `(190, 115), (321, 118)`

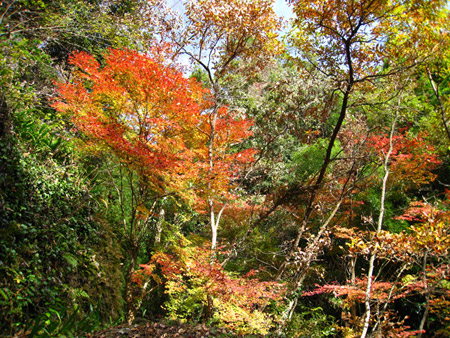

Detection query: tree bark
(417, 252), (430, 338)
(426, 67), (450, 142)
(125, 244), (139, 325)
(154, 208), (165, 245)
(0, 93), (11, 139)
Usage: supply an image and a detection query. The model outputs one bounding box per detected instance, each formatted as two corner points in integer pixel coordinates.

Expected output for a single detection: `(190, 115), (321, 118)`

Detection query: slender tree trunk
(276, 199), (343, 334)
(426, 67), (450, 142)
(418, 252), (430, 338)
(371, 263), (408, 336)
(0, 93), (11, 139)
(210, 199), (217, 249)
(125, 244), (139, 324)
(273, 85), (351, 334)
(361, 254), (376, 338)
(349, 256), (358, 324)
(276, 86), (351, 281)
(360, 114), (397, 338)
(154, 208), (165, 245)
(208, 102), (218, 250)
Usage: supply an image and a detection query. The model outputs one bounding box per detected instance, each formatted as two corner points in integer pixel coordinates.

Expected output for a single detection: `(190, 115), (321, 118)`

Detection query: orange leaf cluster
(54, 48), (257, 207)
(54, 48), (209, 195)
(368, 132), (441, 189)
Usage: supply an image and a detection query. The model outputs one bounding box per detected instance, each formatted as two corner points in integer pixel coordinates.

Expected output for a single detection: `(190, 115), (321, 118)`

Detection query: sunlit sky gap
(168, 0), (294, 19)
(166, 0), (294, 69)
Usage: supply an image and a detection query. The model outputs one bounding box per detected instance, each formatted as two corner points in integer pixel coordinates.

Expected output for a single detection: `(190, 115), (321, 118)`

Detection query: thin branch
(0, 0), (18, 25)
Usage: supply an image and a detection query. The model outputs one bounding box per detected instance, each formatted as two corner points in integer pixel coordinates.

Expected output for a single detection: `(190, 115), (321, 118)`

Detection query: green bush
(0, 129), (122, 335)
(284, 305), (337, 338)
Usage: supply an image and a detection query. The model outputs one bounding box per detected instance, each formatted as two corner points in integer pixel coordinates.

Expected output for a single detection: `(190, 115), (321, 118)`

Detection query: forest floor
(85, 321), (236, 338)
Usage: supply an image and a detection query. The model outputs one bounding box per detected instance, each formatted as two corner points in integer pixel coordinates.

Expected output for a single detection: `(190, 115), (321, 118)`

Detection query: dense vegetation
(1, 0), (450, 337)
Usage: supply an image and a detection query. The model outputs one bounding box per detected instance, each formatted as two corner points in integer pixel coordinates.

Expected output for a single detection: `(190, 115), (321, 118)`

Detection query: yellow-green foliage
(136, 239), (285, 335)
(213, 300), (273, 335)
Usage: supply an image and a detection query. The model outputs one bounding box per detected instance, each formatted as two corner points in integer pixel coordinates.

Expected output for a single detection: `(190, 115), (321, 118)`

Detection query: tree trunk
(125, 244), (139, 324)
(0, 93), (11, 139)
(426, 67), (450, 142)
(276, 199), (343, 334)
(210, 199), (217, 249)
(360, 114), (397, 338)
(418, 252), (430, 338)
(208, 103), (218, 250)
(349, 256), (357, 324)
(154, 208), (165, 245)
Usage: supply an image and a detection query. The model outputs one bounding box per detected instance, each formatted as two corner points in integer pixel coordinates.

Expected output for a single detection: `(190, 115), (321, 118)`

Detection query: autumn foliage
(5, 0), (450, 336)
(54, 48), (209, 196)
(368, 131), (441, 189)
(54, 48), (257, 205)
(134, 239), (285, 335)
(53, 47), (262, 326)
(194, 105), (257, 207)
(315, 195), (450, 336)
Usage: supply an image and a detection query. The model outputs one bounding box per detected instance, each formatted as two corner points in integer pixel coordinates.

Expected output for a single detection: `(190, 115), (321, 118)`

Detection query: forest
(1, 0), (450, 337)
